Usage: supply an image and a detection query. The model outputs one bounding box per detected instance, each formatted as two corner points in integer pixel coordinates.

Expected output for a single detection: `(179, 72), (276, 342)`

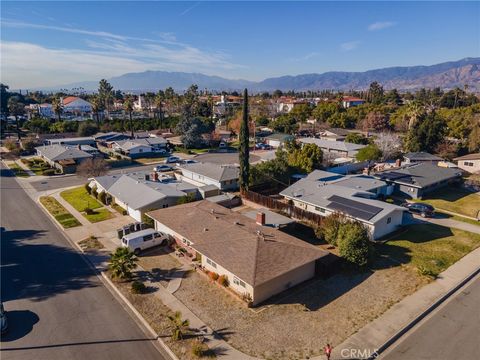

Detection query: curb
(366, 267), (480, 359)
(99, 272), (180, 360)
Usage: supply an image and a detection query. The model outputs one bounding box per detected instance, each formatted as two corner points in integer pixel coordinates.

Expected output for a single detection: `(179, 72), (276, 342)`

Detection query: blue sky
(1, 1), (479, 88)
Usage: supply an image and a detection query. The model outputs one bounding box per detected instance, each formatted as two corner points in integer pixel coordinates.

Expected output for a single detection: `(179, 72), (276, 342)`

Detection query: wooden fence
(241, 190), (324, 226)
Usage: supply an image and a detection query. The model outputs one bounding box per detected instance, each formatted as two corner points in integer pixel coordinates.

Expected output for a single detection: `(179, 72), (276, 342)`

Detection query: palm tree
(7, 96), (25, 140)
(108, 247), (138, 280)
(52, 98), (63, 123)
(154, 91), (164, 127)
(98, 79), (113, 120)
(91, 95), (103, 128)
(406, 102), (424, 130)
(167, 311), (190, 340)
(123, 96), (134, 138)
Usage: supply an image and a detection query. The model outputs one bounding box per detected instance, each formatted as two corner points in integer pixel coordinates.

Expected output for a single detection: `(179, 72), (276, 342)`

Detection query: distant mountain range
(53, 57), (480, 92)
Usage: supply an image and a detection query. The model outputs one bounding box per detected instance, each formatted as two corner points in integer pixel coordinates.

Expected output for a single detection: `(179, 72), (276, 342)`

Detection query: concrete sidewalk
(327, 246), (480, 360)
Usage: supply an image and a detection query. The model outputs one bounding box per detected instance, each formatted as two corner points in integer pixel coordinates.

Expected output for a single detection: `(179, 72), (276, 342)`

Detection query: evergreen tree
(239, 88), (250, 191)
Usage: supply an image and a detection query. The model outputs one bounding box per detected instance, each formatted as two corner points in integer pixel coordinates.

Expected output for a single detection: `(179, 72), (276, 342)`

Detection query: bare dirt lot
(174, 265), (427, 360)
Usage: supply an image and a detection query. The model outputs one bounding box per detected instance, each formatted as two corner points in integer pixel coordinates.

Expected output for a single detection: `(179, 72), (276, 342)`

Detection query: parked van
(121, 229), (169, 255)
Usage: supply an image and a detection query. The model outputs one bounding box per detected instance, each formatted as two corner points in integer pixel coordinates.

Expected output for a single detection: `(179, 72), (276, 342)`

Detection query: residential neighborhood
(1, 2), (479, 360)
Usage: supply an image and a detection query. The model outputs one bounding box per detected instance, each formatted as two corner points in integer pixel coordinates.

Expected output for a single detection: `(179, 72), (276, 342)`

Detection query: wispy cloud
(0, 19), (245, 88)
(340, 41), (360, 52)
(368, 21), (396, 31)
(180, 2), (201, 16)
(287, 52), (320, 62)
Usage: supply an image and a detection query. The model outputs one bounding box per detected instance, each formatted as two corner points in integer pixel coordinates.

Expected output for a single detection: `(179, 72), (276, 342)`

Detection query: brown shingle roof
(147, 201), (328, 286)
(454, 153), (480, 161)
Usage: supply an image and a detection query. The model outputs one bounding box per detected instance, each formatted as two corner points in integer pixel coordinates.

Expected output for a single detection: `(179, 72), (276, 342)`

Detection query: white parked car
(165, 156), (180, 164)
(153, 164), (172, 172)
(176, 159), (197, 166)
(121, 229), (169, 255)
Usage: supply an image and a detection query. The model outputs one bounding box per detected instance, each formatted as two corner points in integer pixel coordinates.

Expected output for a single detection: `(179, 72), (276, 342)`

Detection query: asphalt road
(0, 164), (168, 360)
(382, 274), (480, 360)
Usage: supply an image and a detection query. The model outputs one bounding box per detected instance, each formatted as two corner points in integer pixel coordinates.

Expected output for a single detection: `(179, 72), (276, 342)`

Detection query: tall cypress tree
(239, 88), (250, 191)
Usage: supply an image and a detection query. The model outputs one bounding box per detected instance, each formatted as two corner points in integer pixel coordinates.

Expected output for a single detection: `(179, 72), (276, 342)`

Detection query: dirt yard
(174, 265), (427, 360)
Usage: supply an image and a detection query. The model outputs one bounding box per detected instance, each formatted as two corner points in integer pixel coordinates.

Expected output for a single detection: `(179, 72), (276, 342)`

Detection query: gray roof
(206, 193), (238, 203)
(93, 172), (196, 210)
(375, 163), (462, 188)
(180, 162), (239, 182)
(36, 144), (93, 162)
(403, 152), (442, 161)
(46, 136), (96, 145)
(115, 137), (167, 151)
(243, 208), (294, 228)
(280, 170), (403, 224)
(299, 137), (366, 152)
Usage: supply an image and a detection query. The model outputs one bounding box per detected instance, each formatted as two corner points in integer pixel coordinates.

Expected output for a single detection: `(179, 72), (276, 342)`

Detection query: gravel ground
(174, 266), (427, 360)
(137, 248), (183, 288)
(116, 279), (216, 360)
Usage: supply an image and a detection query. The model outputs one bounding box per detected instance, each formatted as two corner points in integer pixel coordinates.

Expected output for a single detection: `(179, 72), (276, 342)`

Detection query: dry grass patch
(39, 196), (81, 228)
(115, 279), (216, 359)
(174, 266), (426, 360)
(78, 236), (104, 250)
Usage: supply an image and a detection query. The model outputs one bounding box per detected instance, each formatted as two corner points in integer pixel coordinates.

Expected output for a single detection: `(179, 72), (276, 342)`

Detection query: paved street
(381, 274), (480, 360)
(0, 165), (168, 360)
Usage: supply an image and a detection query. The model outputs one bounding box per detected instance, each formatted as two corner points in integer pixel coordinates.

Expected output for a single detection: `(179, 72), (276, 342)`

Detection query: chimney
(395, 158), (402, 167)
(256, 212), (266, 226)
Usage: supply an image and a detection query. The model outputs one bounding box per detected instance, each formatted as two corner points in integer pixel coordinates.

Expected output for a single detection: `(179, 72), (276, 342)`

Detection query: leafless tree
(77, 158), (109, 178)
(374, 132), (402, 161)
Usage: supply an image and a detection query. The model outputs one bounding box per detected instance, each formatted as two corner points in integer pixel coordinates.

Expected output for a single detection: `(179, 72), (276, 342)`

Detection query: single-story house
(36, 144), (93, 173)
(298, 137), (366, 158)
(454, 153), (480, 174)
(147, 201), (329, 305)
(264, 133), (295, 148)
(112, 137), (168, 158)
(280, 170), (405, 240)
(318, 128), (351, 141)
(94, 132), (131, 144)
(403, 152), (443, 165)
(342, 96), (365, 108)
(45, 136), (97, 147)
(374, 163), (463, 199)
(89, 172), (199, 221)
(178, 162), (240, 191)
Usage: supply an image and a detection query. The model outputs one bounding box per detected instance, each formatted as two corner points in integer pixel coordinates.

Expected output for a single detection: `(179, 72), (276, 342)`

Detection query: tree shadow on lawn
(372, 223), (454, 270)
(424, 187), (476, 202)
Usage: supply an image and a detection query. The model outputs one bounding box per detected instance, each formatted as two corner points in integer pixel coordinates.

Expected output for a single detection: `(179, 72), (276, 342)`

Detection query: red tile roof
(62, 96), (80, 105)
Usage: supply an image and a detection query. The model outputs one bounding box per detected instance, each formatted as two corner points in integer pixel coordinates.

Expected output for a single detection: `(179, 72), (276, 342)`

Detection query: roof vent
(203, 228), (208, 232)
(211, 209), (215, 214)
(233, 221), (239, 225)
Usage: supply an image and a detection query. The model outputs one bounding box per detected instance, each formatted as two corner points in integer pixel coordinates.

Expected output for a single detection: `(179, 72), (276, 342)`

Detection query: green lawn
(438, 212), (480, 226)
(417, 188), (480, 218)
(40, 196), (81, 228)
(134, 156), (168, 164)
(84, 208), (114, 223)
(22, 158), (53, 175)
(60, 186), (103, 212)
(377, 224), (480, 277)
(9, 163), (29, 177)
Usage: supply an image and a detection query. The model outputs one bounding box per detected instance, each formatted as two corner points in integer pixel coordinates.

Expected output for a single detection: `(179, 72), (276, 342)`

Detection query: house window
(206, 258), (217, 268)
(139, 148), (143, 153)
(315, 207), (326, 213)
(387, 217), (391, 224)
(464, 162), (474, 167)
(233, 276), (246, 288)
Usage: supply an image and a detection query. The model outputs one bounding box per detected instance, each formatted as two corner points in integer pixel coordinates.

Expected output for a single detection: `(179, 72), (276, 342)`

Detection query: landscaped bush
(85, 183), (92, 194)
(131, 280), (147, 294)
(217, 275), (229, 287)
(208, 271), (219, 281)
(98, 191), (107, 205)
(91, 187), (98, 198)
(42, 168), (56, 176)
(241, 292), (253, 305)
(315, 213), (345, 246)
(84, 207), (95, 215)
(337, 221), (372, 267)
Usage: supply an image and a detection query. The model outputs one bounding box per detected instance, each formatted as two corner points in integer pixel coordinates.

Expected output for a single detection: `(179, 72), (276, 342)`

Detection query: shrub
(109, 247), (138, 280)
(217, 275), (229, 287)
(84, 207), (95, 215)
(92, 188), (98, 198)
(131, 280), (146, 294)
(208, 271), (219, 281)
(337, 221), (372, 267)
(84, 183), (92, 194)
(98, 191), (107, 205)
(191, 340), (207, 357)
(42, 168), (56, 176)
(116, 154), (122, 160)
(241, 292), (253, 305)
(315, 213), (344, 246)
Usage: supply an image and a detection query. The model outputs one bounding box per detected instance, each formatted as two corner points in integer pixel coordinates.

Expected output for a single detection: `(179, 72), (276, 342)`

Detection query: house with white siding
(177, 162), (239, 191)
(454, 153), (480, 174)
(147, 200), (329, 306)
(280, 170), (406, 240)
(62, 96), (93, 113)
